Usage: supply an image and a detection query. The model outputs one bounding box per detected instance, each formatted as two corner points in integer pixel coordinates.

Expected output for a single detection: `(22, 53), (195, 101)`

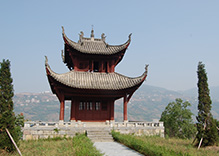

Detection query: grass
(2, 132), (218, 156)
(112, 131), (219, 156)
(72, 134), (103, 156)
(0, 134), (103, 156)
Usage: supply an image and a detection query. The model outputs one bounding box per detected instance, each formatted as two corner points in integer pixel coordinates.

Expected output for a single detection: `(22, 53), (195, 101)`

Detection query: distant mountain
(14, 92), (60, 121)
(180, 86), (219, 100)
(115, 85), (197, 121)
(13, 85), (219, 122)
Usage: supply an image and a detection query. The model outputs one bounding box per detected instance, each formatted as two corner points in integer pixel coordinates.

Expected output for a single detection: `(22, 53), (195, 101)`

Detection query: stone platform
(23, 120), (164, 140)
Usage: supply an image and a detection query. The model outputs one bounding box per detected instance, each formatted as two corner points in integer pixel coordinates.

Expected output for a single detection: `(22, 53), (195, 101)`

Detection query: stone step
(88, 135), (113, 138)
(89, 138), (114, 142)
(87, 129), (114, 142)
(87, 132), (110, 135)
(90, 138), (114, 142)
(87, 134), (112, 137)
(87, 135), (112, 138)
(87, 130), (110, 134)
(89, 137), (114, 141)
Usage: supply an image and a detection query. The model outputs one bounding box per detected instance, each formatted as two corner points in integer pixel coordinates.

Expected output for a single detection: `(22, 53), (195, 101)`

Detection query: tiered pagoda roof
(46, 58), (148, 90)
(45, 27), (148, 99)
(62, 26), (131, 55)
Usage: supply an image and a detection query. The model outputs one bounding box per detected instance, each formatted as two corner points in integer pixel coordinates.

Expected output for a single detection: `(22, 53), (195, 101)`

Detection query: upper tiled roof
(62, 26), (131, 55)
(45, 56), (148, 90)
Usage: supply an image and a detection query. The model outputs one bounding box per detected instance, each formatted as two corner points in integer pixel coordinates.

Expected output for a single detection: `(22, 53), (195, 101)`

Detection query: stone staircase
(87, 129), (114, 142)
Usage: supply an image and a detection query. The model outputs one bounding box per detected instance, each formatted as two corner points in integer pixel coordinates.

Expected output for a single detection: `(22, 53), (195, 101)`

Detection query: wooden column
(59, 94), (65, 121)
(91, 60), (94, 72)
(123, 95), (128, 121)
(110, 101), (114, 120)
(111, 62), (115, 72)
(123, 93), (134, 122)
(107, 61), (110, 72)
(70, 99), (76, 121)
(101, 61), (104, 72)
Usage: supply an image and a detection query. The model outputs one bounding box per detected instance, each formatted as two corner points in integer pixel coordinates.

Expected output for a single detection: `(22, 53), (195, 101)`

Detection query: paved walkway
(94, 142), (144, 156)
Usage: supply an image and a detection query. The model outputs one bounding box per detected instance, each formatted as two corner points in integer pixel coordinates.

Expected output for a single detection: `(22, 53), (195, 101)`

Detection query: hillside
(14, 85), (219, 122)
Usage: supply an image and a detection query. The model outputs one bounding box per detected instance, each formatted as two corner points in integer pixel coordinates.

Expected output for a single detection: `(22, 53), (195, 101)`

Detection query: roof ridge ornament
(129, 33), (132, 41)
(91, 25), (94, 38)
(101, 33), (106, 42)
(79, 31), (84, 43)
(45, 56), (48, 66)
(145, 64), (149, 74)
(61, 26), (65, 35)
(79, 31), (84, 40)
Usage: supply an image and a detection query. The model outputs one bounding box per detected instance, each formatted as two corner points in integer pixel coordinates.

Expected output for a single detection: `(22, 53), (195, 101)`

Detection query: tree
(0, 59), (19, 152)
(196, 62), (218, 147)
(160, 98), (196, 139)
(15, 113), (24, 139)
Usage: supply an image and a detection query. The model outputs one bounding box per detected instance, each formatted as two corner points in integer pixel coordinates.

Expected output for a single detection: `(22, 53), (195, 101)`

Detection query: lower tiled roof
(45, 58), (148, 90)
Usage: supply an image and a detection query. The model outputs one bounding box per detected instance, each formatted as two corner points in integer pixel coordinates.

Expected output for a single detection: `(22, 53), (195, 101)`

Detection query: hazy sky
(1, 1), (219, 93)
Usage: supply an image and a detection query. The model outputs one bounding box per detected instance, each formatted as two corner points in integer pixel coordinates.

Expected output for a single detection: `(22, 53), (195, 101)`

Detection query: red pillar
(111, 64), (115, 72)
(110, 101), (114, 120)
(71, 99), (76, 121)
(111, 60), (115, 72)
(107, 61), (110, 72)
(59, 95), (65, 121)
(101, 61), (103, 72)
(91, 60), (94, 71)
(123, 95), (128, 121)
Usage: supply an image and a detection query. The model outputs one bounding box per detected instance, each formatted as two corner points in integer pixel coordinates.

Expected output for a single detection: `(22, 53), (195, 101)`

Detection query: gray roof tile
(46, 61), (148, 90)
(62, 27), (131, 55)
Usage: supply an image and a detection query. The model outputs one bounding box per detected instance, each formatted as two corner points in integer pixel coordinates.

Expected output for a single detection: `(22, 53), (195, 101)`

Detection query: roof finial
(79, 31), (84, 42)
(101, 33), (106, 42)
(91, 25), (94, 38)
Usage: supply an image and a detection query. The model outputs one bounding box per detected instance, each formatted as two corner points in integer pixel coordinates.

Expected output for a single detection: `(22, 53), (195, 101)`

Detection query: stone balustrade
(23, 120), (164, 140)
(114, 121), (163, 128)
(24, 121), (163, 128)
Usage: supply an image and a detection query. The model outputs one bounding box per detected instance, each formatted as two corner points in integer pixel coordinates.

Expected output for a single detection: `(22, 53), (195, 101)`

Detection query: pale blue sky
(1, 1), (219, 93)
